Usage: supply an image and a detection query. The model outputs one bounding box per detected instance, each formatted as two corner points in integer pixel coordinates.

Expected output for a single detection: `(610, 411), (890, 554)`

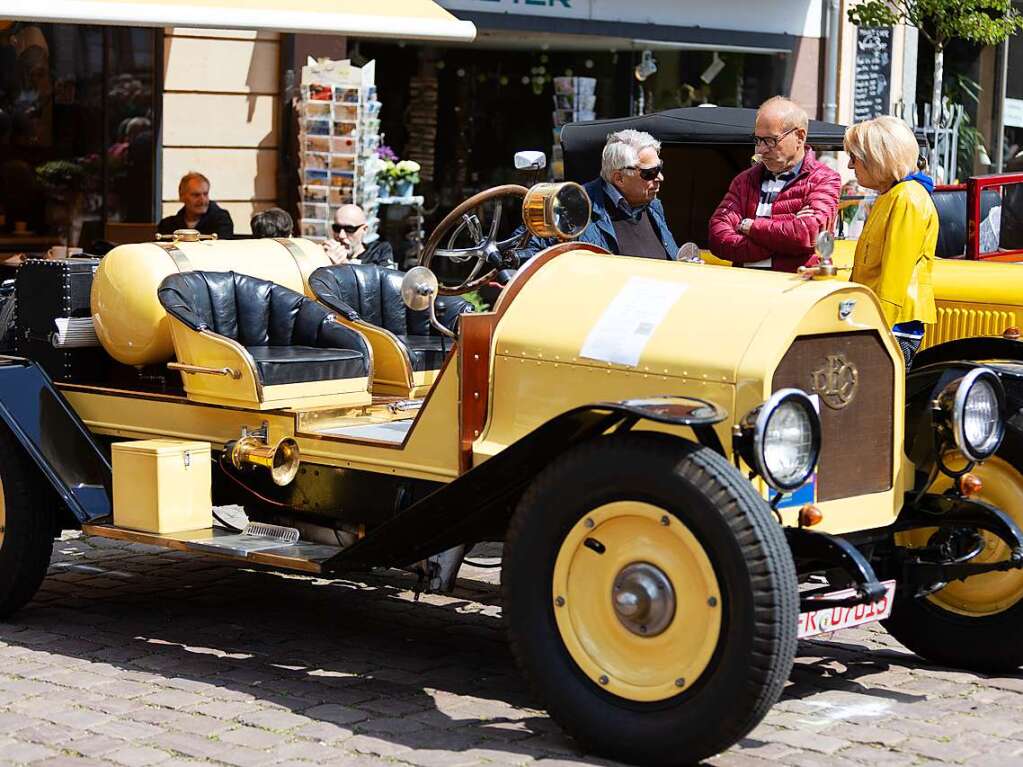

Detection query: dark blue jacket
(518, 178), (679, 260)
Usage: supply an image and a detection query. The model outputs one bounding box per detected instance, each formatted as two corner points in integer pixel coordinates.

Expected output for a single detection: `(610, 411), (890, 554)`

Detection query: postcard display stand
(299, 59), (382, 242)
(552, 77), (596, 180)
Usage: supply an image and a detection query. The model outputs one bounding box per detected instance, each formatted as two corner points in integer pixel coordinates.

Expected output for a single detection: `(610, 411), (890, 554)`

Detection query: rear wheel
(503, 433), (797, 766)
(0, 428), (56, 618)
(886, 451), (1023, 671)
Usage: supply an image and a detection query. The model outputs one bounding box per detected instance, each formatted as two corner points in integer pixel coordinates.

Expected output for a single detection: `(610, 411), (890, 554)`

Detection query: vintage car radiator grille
(925, 306), (1017, 349)
(772, 331), (894, 502)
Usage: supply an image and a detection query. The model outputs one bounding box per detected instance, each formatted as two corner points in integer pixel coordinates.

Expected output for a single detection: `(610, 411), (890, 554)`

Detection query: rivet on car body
(660, 515), (670, 526)
(555, 596), (565, 607)
(584, 518), (594, 528)
(473, 391), (479, 399)
(708, 596), (718, 607)
(675, 678), (685, 687)
(599, 675), (609, 685)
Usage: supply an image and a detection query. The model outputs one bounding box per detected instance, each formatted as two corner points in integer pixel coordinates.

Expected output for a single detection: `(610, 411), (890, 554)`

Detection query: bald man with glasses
(708, 96), (840, 272)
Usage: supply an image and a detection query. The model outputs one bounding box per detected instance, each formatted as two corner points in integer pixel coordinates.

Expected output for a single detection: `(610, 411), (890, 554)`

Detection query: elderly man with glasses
(323, 204), (396, 268)
(708, 96), (840, 272)
(519, 129), (679, 261)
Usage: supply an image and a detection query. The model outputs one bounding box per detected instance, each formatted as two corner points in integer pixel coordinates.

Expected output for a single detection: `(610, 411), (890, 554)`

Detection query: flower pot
(378, 181), (392, 198)
(392, 180), (414, 198)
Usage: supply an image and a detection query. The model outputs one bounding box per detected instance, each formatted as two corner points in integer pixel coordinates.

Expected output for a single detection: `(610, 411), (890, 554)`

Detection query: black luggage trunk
(15, 258), (109, 383)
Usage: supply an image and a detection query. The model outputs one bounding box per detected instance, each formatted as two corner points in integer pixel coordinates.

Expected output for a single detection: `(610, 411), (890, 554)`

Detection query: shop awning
(3, 0), (476, 42)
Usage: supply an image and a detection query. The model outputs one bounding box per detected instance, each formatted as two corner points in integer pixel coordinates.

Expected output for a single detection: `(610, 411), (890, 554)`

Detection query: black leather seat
(158, 271), (370, 386)
(309, 263), (472, 372)
(932, 188), (1002, 258)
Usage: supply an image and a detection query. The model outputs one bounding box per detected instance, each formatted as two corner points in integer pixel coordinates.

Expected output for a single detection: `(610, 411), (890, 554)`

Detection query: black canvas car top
(561, 106), (848, 183)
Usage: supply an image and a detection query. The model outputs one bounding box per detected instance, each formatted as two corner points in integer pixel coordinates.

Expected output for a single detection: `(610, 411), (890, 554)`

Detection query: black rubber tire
(0, 427), (56, 618)
(503, 433), (798, 767)
(883, 589), (1023, 672)
(883, 441), (1023, 673)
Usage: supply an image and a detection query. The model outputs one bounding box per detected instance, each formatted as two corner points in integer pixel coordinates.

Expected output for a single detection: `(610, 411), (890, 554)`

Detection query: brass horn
(226, 435), (301, 486)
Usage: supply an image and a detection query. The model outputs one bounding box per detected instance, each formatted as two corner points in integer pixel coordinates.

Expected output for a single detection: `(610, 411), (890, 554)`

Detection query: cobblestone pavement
(2, 527), (1023, 767)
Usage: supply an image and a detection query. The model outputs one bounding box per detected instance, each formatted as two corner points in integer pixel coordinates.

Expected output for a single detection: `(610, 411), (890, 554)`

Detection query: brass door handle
(167, 362), (241, 379)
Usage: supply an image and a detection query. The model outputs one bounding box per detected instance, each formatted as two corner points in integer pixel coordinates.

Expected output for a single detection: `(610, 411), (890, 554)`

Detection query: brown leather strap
(155, 242), (192, 272)
(273, 237), (318, 284)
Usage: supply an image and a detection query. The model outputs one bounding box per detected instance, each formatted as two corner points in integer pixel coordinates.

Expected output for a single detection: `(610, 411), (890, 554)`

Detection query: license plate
(797, 579), (896, 638)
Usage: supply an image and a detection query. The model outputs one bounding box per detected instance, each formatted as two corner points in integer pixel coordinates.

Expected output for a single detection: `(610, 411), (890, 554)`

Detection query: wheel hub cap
(612, 562), (675, 636)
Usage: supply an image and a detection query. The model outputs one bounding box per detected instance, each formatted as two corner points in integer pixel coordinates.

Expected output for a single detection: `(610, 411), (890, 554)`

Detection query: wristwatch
(739, 218), (754, 235)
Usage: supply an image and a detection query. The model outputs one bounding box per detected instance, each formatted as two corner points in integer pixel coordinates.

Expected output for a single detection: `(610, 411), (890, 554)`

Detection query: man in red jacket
(708, 97), (840, 272)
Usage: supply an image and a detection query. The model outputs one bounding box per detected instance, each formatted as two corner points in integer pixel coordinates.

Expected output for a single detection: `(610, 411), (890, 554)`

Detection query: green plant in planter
(36, 160), (87, 246)
(35, 160), (85, 189)
(945, 73), (987, 179)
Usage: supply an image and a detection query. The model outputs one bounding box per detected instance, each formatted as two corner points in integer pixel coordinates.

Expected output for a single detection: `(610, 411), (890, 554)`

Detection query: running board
(81, 523), (341, 574)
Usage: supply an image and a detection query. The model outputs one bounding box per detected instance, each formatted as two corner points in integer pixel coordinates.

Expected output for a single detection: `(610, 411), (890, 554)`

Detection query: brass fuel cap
(156, 229), (218, 243)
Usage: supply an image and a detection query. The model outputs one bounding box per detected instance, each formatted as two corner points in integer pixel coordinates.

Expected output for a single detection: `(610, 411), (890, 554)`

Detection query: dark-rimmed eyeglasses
(624, 163), (663, 181)
(752, 127), (797, 149)
(332, 222), (365, 235)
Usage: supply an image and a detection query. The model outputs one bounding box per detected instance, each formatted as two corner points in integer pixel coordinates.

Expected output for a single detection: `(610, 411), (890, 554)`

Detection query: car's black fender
(323, 396), (729, 571)
(0, 357), (110, 525)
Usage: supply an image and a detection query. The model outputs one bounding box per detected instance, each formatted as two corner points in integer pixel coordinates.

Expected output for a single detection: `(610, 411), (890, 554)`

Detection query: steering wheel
(420, 184), (529, 295)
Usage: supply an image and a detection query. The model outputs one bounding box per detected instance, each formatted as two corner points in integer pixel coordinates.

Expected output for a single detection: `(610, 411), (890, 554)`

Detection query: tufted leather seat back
(158, 271), (370, 358)
(309, 263), (472, 337)
(932, 187), (1002, 259)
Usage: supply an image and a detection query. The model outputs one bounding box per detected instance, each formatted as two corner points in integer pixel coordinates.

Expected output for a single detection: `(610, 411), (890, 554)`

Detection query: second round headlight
(942, 368), (1006, 462)
(743, 389), (822, 493)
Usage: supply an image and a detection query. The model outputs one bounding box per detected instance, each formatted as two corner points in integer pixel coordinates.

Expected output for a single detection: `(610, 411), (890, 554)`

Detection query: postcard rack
(298, 59), (382, 243)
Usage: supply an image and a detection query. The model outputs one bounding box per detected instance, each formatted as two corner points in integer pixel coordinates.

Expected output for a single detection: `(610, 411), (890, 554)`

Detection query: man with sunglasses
(323, 204), (396, 268)
(708, 96), (840, 272)
(518, 129), (678, 261)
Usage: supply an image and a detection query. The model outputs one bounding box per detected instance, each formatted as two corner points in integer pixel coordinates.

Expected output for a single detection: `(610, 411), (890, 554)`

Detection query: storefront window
(0, 22), (157, 249)
(635, 50), (787, 113)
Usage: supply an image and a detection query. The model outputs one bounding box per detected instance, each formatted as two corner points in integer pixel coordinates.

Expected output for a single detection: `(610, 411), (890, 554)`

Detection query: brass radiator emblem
(811, 354), (859, 409)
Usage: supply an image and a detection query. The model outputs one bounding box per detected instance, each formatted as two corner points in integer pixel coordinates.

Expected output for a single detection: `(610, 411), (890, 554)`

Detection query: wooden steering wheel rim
(421, 184), (529, 295)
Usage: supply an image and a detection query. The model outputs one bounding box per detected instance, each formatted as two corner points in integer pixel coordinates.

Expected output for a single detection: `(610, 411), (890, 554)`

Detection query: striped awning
(3, 0), (476, 41)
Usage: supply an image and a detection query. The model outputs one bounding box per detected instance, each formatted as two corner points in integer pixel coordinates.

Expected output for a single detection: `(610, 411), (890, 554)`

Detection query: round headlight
(742, 389), (822, 493)
(522, 182), (591, 241)
(945, 368), (1005, 462)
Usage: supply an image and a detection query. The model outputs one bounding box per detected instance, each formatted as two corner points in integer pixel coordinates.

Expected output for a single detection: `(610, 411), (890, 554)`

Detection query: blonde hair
(757, 96), (808, 132)
(178, 171), (210, 198)
(844, 117), (920, 189)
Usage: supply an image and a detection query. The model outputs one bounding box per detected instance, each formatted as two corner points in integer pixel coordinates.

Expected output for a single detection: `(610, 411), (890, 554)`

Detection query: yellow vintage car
(0, 181), (1020, 767)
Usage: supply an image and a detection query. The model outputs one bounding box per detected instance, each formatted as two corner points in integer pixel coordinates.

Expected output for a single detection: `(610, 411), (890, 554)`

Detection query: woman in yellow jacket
(845, 116), (937, 364)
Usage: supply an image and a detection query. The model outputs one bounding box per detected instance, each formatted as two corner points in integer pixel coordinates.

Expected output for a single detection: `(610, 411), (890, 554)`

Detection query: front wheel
(503, 433), (797, 766)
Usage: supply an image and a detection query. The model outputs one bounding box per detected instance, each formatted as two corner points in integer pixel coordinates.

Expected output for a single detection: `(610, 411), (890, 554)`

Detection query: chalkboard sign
(853, 26), (893, 122)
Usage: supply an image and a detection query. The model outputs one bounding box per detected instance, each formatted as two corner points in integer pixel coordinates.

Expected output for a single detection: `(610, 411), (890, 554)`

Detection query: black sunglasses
(332, 222), (365, 234)
(625, 163), (663, 181)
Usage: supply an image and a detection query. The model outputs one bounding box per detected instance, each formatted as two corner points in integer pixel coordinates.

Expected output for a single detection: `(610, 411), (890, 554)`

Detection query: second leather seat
(309, 263), (473, 397)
